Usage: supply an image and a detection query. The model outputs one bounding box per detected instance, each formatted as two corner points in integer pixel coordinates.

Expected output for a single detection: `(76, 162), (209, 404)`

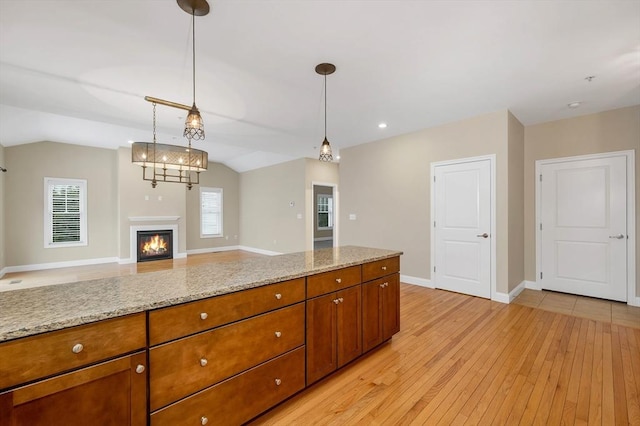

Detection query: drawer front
(307, 265), (361, 298)
(0, 313), (146, 391)
(150, 347), (305, 426)
(362, 256), (400, 282)
(149, 278), (305, 345)
(149, 302), (305, 411)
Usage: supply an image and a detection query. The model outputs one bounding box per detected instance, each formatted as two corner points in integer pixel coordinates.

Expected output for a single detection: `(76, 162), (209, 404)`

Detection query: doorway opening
(312, 184), (337, 250)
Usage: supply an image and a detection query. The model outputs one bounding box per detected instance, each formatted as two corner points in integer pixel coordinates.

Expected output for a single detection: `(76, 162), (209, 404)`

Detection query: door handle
(476, 233), (489, 238)
(609, 234), (625, 239)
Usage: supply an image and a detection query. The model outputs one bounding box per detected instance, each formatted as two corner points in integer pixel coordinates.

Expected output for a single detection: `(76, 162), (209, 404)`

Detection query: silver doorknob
(609, 234), (624, 239)
(476, 233), (489, 238)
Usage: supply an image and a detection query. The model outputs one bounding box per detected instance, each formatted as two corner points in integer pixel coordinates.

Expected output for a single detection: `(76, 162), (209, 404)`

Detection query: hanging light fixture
(131, 0), (210, 190)
(316, 63), (336, 162)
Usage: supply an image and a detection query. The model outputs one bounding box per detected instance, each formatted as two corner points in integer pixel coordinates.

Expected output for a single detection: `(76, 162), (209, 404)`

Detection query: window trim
(44, 177), (88, 248)
(200, 187), (224, 238)
(317, 193), (333, 231)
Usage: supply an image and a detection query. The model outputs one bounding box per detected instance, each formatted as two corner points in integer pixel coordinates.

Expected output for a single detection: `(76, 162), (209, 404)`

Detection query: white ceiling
(0, 0), (638, 172)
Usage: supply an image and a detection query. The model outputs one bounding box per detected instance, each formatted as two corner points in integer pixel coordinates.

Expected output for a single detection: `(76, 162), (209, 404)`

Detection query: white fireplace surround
(126, 217), (184, 264)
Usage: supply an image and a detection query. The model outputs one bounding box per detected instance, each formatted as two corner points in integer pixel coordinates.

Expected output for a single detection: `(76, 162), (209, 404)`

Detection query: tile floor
(513, 288), (640, 329)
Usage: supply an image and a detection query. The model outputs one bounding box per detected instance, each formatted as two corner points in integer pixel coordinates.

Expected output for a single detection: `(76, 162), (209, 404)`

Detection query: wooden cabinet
(307, 283), (362, 385)
(0, 313), (147, 426)
(362, 273), (400, 352)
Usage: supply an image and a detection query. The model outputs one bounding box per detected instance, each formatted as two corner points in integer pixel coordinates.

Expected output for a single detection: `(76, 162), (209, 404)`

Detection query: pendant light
(316, 63), (336, 162)
(179, 0), (208, 141)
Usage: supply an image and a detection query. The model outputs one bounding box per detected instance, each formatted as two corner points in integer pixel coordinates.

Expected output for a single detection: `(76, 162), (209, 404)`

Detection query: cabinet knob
(200, 358), (208, 367)
(200, 312), (208, 320)
(333, 299), (339, 304)
(135, 364), (145, 374)
(384, 282), (389, 288)
(275, 293), (282, 300)
(275, 378), (282, 386)
(72, 343), (84, 354)
(379, 283), (385, 288)
(201, 416), (209, 425)
(275, 331), (282, 338)
(382, 266), (387, 271)
(338, 297), (344, 303)
(336, 278), (342, 283)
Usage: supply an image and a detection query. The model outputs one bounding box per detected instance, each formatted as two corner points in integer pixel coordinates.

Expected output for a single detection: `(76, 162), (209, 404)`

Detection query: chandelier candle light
(316, 63), (336, 162)
(131, 0), (210, 190)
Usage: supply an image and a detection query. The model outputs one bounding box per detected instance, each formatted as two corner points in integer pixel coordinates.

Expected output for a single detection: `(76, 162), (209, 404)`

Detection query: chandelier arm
(145, 96), (191, 111)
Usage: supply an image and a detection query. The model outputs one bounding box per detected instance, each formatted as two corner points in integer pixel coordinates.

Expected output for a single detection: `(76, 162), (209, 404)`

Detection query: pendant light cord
(324, 74), (327, 138)
(192, 11), (196, 105)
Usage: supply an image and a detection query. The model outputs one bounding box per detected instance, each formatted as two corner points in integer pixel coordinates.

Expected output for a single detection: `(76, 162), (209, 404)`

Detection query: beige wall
(339, 110), (514, 294)
(0, 143), (5, 272)
(239, 159), (307, 253)
(116, 147), (187, 260)
(5, 142), (118, 266)
(524, 105), (640, 296)
(186, 163), (240, 251)
(508, 112), (525, 291)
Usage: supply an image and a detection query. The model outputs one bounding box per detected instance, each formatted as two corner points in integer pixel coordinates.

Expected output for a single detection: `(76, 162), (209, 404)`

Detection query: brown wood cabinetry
(0, 314), (147, 426)
(362, 273), (400, 352)
(307, 284), (362, 385)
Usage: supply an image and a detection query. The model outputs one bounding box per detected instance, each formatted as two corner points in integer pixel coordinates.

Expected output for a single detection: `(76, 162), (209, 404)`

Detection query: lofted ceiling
(0, 0), (638, 172)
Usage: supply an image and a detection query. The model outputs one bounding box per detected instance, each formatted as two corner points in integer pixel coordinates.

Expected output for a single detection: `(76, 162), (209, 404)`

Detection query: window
(200, 187), (223, 238)
(317, 194), (333, 230)
(44, 178), (87, 248)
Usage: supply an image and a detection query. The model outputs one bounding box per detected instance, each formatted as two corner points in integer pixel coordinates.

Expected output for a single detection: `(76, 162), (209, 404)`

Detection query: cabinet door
(382, 274), (401, 340)
(336, 285), (362, 367)
(362, 280), (383, 353)
(0, 351), (147, 426)
(306, 293), (337, 385)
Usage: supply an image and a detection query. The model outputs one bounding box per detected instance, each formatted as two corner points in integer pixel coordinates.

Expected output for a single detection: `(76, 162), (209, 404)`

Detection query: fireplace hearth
(137, 230), (173, 262)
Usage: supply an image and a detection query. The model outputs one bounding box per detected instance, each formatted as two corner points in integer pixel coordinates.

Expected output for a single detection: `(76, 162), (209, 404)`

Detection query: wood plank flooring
(250, 284), (640, 425)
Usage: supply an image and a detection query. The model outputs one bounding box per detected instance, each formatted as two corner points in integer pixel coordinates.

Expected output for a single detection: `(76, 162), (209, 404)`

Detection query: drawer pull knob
(275, 293), (282, 300)
(201, 416), (209, 425)
(135, 364), (145, 374)
(72, 343), (84, 354)
(200, 358), (208, 367)
(382, 266), (387, 271)
(275, 331), (282, 338)
(338, 297), (344, 303)
(383, 282), (389, 288)
(380, 283), (385, 288)
(275, 378), (282, 386)
(336, 278), (342, 283)
(333, 299), (339, 304)
(200, 312), (208, 320)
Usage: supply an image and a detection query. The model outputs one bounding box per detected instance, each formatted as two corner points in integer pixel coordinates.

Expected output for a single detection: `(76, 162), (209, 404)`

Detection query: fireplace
(137, 230), (173, 262)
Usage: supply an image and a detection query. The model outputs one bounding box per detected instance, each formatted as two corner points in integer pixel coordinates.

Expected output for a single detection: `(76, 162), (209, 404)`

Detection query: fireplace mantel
(128, 216), (180, 222)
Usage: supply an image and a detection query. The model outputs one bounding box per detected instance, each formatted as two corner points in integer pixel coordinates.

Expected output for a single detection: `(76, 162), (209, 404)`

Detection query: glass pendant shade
(184, 104), (205, 140)
(319, 137), (333, 162)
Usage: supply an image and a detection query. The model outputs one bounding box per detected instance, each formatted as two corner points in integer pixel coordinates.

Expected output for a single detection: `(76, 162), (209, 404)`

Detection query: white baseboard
(3, 257), (120, 273)
(492, 280), (527, 304)
(0, 267), (6, 279)
(524, 280), (541, 290)
(237, 246), (282, 256)
(186, 245), (241, 255)
(400, 274), (433, 288)
(627, 296), (640, 307)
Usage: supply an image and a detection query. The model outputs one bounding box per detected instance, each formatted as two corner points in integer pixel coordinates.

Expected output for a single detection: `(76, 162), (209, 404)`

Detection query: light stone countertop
(0, 246), (402, 342)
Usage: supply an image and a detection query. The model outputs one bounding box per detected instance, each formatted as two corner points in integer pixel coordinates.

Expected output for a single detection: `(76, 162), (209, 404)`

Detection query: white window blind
(200, 187), (223, 237)
(44, 178), (87, 247)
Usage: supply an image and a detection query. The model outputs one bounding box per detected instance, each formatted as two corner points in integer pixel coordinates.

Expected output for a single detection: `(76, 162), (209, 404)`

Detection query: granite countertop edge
(0, 247), (402, 342)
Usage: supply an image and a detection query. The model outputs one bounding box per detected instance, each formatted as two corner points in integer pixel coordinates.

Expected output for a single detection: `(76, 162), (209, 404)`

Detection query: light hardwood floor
(2, 251), (639, 424)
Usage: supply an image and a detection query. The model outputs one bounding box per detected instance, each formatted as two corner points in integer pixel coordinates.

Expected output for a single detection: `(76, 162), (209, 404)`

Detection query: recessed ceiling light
(378, 123), (387, 129)
(568, 102), (581, 109)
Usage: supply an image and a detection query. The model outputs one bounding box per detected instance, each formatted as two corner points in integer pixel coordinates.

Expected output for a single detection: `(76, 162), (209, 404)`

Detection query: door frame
(430, 154), (497, 300)
(310, 181), (338, 251)
(535, 150), (637, 306)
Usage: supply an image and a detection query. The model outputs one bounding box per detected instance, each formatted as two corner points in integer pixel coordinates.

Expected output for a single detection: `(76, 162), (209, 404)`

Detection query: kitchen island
(0, 246), (402, 425)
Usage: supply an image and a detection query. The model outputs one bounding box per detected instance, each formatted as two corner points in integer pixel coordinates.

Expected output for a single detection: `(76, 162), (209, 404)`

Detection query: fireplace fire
(137, 230), (173, 262)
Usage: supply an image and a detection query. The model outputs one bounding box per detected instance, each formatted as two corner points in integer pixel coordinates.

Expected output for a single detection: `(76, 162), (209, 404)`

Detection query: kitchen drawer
(149, 302), (305, 411)
(150, 346), (305, 426)
(0, 313), (146, 391)
(307, 265), (361, 298)
(362, 256), (400, 282)
(148, 278), (305, 345)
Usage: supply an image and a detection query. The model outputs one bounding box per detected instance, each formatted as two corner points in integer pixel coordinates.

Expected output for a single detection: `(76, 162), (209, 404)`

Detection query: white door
(539, 155), (627, 301)
(433, 158), (492, 299)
